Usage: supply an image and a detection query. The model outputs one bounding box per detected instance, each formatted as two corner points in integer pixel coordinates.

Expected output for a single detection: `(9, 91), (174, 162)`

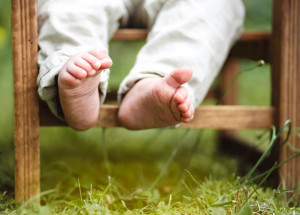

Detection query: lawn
(1, 0), (300, 214)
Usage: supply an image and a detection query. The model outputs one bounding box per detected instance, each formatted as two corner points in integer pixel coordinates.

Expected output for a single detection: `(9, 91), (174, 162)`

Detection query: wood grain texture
(112, 29), (271, 42)
(180, 106), (274, 129)
(272, 0), (300, 191)
(40, 104), (274, 130)
(112, 29), (148, 40)
(12, 0), (40, 202)
(219, 58), (239, 105)
(219, 58), (239, 149)
(112, 29), (271, 62)
(230, 32), (271, 63)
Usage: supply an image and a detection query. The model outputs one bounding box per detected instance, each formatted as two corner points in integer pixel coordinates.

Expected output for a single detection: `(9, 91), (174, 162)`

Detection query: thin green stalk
(249, 151), (300, 183)
(238, 120), (300, 212)
(149, 129), (191, 190)
(101, 128), (111, 176)
(179, 129), (204, 181)
(78, 178), (82, 202)
(217, 60), (265, 105)
(243, 120), (292, 183)
(239, 163), (276, 211)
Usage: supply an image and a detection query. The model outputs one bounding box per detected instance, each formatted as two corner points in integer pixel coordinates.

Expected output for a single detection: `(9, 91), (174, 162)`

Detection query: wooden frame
(272, 0), (300, 190)
(12, 0), (300, 202)
(12, 0), (40, 202)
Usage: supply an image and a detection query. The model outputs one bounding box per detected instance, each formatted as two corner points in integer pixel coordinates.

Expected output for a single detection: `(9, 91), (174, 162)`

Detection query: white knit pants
(37, 0), (245, 120)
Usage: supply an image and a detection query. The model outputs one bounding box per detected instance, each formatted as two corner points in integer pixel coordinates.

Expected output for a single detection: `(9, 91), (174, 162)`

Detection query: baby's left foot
(118, 68), (194, 129)
(58, 48), (112, 130)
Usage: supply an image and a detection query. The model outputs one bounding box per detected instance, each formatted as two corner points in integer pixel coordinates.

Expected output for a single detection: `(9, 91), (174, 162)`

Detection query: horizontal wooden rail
(180, 106), (274, 129)
(113, 29), (271, 41)
(112, 29), (148, 40)
(113, 29), (271, 63)
(40, 103), (274, 130)
(231, 31), (271, 63)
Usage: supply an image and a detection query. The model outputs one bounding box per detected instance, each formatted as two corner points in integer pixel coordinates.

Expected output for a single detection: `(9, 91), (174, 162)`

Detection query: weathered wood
(219, 58), (240, 150)
(112, 29), (271, 42)
(40, 104), (274, 130)
(112, 29), (148, 40)
(230, 32), (271, 63)
(272, 0), (300, 191)
(180, 106), (274, 129)
(12, 0), (40, 202)
(219, 58), (239, 105)
(112, 29), (271, 62)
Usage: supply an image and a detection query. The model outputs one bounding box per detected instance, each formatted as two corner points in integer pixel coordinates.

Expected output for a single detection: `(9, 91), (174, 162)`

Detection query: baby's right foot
(58, 48), (112, 130)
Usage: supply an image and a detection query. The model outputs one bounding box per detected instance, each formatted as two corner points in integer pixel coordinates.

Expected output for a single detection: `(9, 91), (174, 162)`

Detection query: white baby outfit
(37, 0), (245, 120)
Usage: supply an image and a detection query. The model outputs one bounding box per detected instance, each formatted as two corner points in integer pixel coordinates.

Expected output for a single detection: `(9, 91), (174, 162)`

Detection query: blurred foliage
(0, 0), (11, 57)
(243, 0), (272, 30)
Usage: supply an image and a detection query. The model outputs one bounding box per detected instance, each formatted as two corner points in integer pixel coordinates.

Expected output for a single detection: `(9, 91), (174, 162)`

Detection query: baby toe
(59, 70), (80, 86)
(178, 96), (191, 112)
(89, 48), (108, 59)
(181, 116), (193, 123)
(181, 109), (192, 118)
(82, 52), (102, 70)
(173, 87), (188, 104)
(74, 57), (93, 72)
(67, 64), (88, 80)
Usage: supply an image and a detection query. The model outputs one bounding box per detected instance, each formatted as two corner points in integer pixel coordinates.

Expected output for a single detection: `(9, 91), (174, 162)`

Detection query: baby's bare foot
(118, 68), (194, 129)
(58, 48), (112, 130)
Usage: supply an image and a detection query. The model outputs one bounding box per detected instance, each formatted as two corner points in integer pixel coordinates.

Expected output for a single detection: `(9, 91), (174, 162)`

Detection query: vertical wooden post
(220, 58), (239, 105)
(219, 58), (239, 145)
(12, 0), (40, 202)
(272, 0), (300, 190)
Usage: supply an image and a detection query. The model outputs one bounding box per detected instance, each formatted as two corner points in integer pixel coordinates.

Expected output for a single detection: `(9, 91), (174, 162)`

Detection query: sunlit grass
(1, 122), (300, 214)
(2, 172), (299, 214)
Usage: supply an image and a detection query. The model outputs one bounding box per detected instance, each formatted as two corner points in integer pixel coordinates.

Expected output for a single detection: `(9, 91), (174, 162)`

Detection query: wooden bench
(12, 0), (300, 202)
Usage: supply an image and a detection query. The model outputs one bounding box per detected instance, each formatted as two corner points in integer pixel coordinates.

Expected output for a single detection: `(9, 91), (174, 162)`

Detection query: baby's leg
(37, 0), (127, 128)
(118, 0), (245, 129)
(58, 49), (112, 130)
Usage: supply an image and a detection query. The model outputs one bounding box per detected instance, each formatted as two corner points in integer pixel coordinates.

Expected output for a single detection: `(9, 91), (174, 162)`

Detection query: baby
(37, 0), (245, 130)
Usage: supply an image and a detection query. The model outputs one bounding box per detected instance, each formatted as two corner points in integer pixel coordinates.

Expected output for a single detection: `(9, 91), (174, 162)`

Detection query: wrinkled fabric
(37, 0), (245, 120)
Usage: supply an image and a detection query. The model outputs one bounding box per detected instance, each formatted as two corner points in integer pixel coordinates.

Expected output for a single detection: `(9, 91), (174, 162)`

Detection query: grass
(1, 121), (299, 214)
(3, 176), (299, 214)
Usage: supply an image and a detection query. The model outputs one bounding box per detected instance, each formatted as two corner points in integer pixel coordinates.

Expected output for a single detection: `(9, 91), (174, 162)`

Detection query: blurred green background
(0, 0), (272, 194)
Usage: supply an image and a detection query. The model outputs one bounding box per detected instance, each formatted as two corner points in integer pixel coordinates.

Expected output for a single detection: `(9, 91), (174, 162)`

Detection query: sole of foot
(58, 48), (112, 130)
(118, 68), (194, 130)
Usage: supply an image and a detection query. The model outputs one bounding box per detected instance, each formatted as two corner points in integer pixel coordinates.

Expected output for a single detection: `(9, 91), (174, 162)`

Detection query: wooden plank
(272, 0), (300, 191)
(112, 29), (148, 40)
(180, 106), (274, 129)
(219, 58), (239, 105)
(112, 29), (271, 42)
(230, 32), (271, 63)
(40, 104), (274, 130)
(112, 29), (271, 62)
(238, 31), (271, 41)
(12, 0), (40, 202)
(219, 58), (240, 149)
